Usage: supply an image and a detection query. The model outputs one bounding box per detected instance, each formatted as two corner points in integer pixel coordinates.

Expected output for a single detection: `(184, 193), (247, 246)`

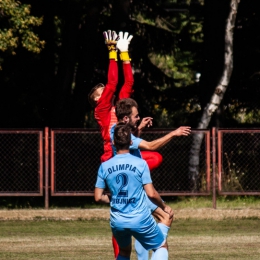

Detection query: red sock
(112, 235), (119, 259)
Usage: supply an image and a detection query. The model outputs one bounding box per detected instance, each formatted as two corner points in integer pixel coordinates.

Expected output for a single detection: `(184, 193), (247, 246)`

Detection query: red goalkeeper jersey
(94, 60), (134, 162)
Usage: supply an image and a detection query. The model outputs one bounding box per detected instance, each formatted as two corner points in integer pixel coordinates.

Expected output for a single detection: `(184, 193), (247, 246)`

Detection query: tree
(129, 0), (204, 127)
(189, 0), (240, 191)
(3, 0), (257, 129)
(0, 0), (204, 127)
(0, 0), (45, 68)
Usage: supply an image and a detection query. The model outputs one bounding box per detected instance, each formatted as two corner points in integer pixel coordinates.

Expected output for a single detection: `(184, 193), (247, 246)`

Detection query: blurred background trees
(0, 0), (259, 128)
(0, 0), (45, 64)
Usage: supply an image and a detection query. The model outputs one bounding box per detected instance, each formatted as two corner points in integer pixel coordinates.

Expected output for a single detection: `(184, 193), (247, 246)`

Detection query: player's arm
(95, 30), (119, 144)
(144, 183), (165, 208)
(94, 165), (110, 204)
(103, 30), (118, 96)
(117, 31), (134, 100)
(144, 183), (173, 218)
(95, 60), (117, 117)
(141, 161), (173, 218)
(138, 126), (191, 151)
(96, 30), (119, 114)
(94, 187), (110, 204)
(118, 61), (134, 99)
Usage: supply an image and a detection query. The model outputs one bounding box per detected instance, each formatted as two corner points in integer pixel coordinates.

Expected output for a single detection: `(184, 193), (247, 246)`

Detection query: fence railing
(217, 129), (260, 195)
(50, 129), (103, 196)
(0, 130), (43, 196)
(50, 128), (211, 197)
(1, 127), (260, 209)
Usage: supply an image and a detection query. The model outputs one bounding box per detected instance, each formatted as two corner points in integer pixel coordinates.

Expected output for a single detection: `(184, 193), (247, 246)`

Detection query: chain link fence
(51, 129), (103, 195)
(50, 129), (210, 196)
(1, 128), (260, 208)
(218, 129), (260, 195)
(141, 129), (210, 195)
(0, 130), (43, 195)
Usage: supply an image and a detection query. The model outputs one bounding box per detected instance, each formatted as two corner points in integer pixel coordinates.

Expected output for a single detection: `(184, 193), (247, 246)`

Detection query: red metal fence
(50, 129), (103, 196)
(1, 127), (260, 209)
(50, 128), (211, 198)
(217, 129), (260, 195)
(0, 130), (43, 196)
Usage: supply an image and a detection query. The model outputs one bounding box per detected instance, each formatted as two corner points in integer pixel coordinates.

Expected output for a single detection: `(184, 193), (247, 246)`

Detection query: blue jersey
(95, 153), (153, 228)
(110, 123), (142, 158)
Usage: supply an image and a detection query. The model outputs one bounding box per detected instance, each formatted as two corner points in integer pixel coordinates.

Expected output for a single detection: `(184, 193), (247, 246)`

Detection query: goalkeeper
(88, 30), (163, 169)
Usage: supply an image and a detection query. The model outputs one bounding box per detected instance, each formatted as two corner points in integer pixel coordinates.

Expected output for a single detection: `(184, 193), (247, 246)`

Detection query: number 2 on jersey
(116, 173), (128, 197)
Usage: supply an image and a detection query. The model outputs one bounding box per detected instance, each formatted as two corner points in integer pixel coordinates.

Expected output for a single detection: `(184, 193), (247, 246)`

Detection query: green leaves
(0, 0), (45, 55)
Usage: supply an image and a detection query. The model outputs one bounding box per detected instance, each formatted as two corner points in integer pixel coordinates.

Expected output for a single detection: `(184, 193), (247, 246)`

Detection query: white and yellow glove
(103, 30), (119, 60)
(116, 31), (133, 61)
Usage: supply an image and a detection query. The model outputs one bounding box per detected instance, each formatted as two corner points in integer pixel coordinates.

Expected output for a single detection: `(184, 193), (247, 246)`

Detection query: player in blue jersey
(110, 98), (191, 259)
(95, 123), (173, 260)
(112, 98), (191, 156)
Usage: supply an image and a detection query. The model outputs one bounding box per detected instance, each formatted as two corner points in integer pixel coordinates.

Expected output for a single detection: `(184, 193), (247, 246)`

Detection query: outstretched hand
(103, 30), (119, 52)
(138, 117), (153, 131)
(173, 126), (191, 136)
(116, 31), (133, 52)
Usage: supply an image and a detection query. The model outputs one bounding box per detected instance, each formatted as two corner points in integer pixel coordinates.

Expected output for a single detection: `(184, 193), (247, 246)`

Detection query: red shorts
(140, 151), (163, 171)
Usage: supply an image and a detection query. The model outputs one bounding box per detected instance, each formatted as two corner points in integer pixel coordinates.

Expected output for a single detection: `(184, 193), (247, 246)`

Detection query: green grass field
(0, 218), (259, 260)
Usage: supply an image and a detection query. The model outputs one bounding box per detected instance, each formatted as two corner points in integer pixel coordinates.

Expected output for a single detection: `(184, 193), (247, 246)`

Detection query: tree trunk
(189, 0), (240, 191)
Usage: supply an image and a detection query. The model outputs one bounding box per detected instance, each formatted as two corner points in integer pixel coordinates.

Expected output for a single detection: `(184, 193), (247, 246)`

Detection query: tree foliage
(128, 0), (204, 127)
(0, 0), (45, 67)
(0, 0), (259, 128)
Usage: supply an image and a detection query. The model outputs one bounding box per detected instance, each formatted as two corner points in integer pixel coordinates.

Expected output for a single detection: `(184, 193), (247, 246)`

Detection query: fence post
(212, 127), (216, 209)
(44, 127), (49, 209)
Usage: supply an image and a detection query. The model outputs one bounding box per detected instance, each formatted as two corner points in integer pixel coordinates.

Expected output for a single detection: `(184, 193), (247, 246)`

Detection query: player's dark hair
(113, 122), (131, 151)
(88, 83), (104, 107)
(115, 98), (138, 120)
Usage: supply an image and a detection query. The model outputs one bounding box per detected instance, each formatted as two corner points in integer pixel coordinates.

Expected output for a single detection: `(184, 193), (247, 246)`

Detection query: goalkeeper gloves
(103, 30), (119, 60)
(116, 31), (133, 61)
